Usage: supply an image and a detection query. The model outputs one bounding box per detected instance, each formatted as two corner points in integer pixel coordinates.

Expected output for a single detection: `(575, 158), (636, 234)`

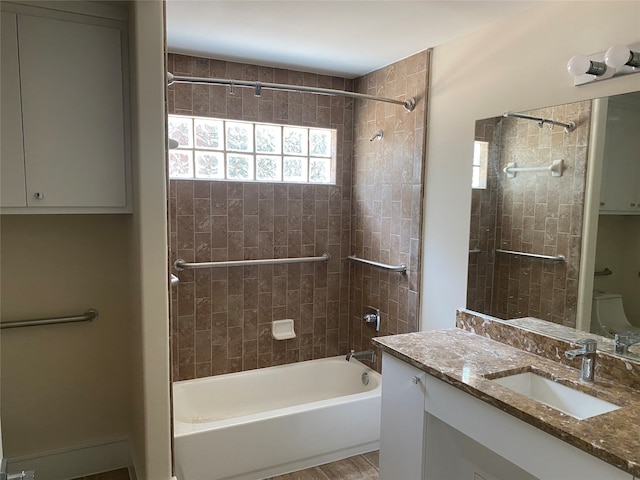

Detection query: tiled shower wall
(467, 101), (591, 328)
(349, 51), (430, 365)
(167, 54), (354, 379)
(467, 118), (501, 314)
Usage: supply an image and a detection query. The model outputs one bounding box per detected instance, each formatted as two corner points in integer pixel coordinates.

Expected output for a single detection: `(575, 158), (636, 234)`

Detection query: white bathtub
(173, 356), (381, 480)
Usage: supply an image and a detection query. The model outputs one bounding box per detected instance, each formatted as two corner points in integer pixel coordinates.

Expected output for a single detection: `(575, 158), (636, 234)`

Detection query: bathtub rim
(172, 355), (381, 436)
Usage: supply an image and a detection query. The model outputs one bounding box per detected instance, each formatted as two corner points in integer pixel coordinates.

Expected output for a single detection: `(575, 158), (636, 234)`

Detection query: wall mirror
(465, 91), (640, 359)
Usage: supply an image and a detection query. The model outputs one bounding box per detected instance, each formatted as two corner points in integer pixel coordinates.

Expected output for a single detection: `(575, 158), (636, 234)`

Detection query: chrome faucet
(614, 332), (640, 355)
(564, 339), (597, 382)
(346, 349), (376, 364)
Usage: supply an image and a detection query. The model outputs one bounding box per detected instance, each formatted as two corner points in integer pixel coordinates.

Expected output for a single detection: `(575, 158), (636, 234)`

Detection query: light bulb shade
(567, 55), (590, 76)
(605, 44), (640, 68)
(605, 45), (631, 68)
(567, 55), (607, 76)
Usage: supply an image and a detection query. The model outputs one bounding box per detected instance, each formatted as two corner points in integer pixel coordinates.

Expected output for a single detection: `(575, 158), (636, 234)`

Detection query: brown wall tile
(168, 52), (429, 379)
(349, 51), (430, 369)
(168, 54), (356, 379)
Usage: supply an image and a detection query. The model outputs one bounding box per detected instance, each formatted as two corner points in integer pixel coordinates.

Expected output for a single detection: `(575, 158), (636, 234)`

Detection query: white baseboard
(7, 437), (131, 480)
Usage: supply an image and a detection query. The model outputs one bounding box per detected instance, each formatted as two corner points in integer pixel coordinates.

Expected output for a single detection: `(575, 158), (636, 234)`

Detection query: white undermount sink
(491, 371), (620, 420)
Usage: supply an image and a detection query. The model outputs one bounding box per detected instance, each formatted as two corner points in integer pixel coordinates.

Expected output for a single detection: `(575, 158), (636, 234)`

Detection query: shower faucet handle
(363, 306), (380, 332)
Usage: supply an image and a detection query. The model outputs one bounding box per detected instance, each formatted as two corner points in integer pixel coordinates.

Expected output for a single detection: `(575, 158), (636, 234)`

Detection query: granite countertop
(373, 329), (640, 477)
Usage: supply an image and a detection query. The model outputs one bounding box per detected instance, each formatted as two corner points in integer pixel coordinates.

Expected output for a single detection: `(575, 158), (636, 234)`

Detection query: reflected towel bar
(174, 253), (330, 271)
(0, 309), (99, 330)
(503, 159), (564, 178)
(594, 267), (613, 276)
(347, 255), (406, 273)
(495, 249), (565, 262)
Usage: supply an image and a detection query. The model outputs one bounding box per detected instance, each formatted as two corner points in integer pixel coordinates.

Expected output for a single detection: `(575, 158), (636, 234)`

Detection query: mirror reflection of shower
(466, 101), (591, 329)
(466, 92), (640, 339)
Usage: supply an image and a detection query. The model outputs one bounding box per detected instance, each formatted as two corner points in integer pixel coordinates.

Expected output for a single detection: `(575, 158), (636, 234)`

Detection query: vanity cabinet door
(379, 353), (426, 480)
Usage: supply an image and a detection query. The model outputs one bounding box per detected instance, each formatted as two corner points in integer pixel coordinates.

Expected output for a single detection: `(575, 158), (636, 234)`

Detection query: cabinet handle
(599, 202), (605, 207)
(411, 375), (420, 385)
(35, 192), (44, 200)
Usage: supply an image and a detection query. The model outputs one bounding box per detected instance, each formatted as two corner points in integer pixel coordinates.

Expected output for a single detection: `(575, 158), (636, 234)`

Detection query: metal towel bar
(174, 253), (330, 271)
(495, 249), (565, 262)
(594, 267), (613, 276)
(347, 255), (407, 273)
(0, 309), (99, 330)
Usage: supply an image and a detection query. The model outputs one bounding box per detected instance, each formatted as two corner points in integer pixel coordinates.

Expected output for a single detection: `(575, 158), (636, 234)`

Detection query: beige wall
(423, 1), (640, 330)
(0, 215), (133, 456)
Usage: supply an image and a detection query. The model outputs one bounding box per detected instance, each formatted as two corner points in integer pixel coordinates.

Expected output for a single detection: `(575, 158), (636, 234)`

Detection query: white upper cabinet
(1, 12), (27, 207)
(599, 95), (640, 215)
(0, 6), (131, 213)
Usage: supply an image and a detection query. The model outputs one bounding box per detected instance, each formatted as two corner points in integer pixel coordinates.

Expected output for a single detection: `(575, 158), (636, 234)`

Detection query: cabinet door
(1, 12), (27, 207)
(600, 99), (640, 214)
(379, 354), (426, 480)
(18, 14), (127, 208)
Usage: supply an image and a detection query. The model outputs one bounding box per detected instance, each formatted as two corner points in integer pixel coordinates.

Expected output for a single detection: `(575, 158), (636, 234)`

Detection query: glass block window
(472, 140), (488, 189)
(168, 115), (336, 184)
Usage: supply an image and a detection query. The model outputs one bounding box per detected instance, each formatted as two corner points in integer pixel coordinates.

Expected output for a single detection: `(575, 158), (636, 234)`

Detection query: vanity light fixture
(568, 41), (640, 85)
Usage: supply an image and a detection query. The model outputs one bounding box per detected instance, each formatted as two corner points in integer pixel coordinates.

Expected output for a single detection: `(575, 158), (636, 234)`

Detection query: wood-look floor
(267, 451), (379, 480)
(76, 451), (379, 480)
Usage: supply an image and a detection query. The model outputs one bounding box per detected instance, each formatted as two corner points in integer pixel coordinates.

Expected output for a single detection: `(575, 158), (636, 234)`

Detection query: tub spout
(346, 349), (376, 364)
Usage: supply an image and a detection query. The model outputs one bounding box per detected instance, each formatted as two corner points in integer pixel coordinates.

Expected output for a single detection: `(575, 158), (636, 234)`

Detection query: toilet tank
(592, 292), (631, 333)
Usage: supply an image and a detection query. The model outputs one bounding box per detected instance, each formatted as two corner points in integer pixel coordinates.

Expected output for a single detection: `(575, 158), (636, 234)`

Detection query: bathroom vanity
(374, 329), (640, 480)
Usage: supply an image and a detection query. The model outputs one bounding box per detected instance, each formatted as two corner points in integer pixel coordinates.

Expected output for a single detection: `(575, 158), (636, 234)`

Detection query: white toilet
(591, 292), (640, 337)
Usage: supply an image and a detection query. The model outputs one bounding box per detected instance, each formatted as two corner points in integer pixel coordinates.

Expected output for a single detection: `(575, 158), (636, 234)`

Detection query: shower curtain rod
(503, 112), (576, 132)
(167, 72), (417, 112)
